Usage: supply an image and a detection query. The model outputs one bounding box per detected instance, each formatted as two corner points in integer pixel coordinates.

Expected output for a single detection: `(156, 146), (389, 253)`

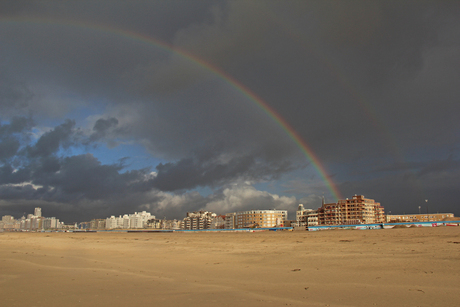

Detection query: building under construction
(297, 195), (385, 227)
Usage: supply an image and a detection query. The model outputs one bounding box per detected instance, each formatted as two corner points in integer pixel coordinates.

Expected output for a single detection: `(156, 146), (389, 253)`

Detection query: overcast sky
(1, 1), (459, 223)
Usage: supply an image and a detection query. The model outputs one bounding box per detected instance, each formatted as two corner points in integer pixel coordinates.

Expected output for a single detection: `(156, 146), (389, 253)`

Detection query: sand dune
(1, 227), (459, 306)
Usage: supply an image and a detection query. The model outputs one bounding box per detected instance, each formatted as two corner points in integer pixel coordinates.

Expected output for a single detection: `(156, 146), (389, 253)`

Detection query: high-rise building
(296, 204), (306, 225)
(225, 213), (237, 229)
(34, 207), (42, 217)
(105, 216), (118, 229)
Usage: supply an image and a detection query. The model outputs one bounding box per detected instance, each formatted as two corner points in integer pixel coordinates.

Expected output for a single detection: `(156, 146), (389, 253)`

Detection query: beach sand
(1, 226), (459, 307)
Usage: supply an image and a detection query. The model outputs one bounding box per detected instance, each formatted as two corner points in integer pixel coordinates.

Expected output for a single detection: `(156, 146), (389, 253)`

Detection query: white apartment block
(105, 211), (154, 229)
(34, 207), (42, 217)
(1, 208), (61, 230)
(122, 215), (130, 228)
(106, 216), (118, 229)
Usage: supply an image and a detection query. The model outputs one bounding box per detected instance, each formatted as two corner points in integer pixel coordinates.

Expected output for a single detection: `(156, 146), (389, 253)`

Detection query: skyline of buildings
(0, 207), (62, 231)
(1, 195), (456, 231)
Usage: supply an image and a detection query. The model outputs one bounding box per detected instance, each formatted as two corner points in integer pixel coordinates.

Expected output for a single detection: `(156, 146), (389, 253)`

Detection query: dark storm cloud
(0, 117), (33, 161)
(1, 1), (460, 221)
(314, 1), (438, 84)
(0, 117), (154, 215)
(0, 138), (20, 160)
(0, 119), (151, 200)
(93, 117), (118, 133)
(134, 0), (460, 165)
(25, 119), (76, 158)
(0, 164), (30, 185)
(0, 73), (34, 113)
(417, 157), (460, 177)
(41, 154), (147, 200)
(152, 152), (295, 192)
(0, 0), (35, 16)
(0, 116), (34, 134)
(87, 117), (122, 145)
(13, 0), (217, 40)
(0, 150), (158, 221)
(0, 1), (219, 111)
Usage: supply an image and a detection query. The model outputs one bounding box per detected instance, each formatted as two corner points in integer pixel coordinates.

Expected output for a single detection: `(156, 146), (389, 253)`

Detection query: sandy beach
(1, 227), (459, 307)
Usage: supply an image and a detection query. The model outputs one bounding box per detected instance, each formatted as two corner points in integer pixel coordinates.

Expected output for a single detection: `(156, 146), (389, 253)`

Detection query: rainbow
(1, 17), (343, 201)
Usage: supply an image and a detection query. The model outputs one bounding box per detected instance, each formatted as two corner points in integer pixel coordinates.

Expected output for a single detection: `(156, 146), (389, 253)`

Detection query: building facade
(1, 208), (62, 231)
(34, 207), (42, 217)
(296, 195), (385, 228)
(225, 213), (237, 229)
(182, 211), (216, 230)
(296, 205), (319, 227)
(234, 210), (287, 229)
(317, 195), (384, 225)
(210, 215), (226, 229)
(104, 211), (154, 230)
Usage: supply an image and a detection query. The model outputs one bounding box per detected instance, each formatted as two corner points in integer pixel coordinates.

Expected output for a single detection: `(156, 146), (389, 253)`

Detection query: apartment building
(0, 215), (20, 230)
(210, 215), (226, 229)
(104, 211), (154, 229)
(302, 210), (319, 226)
(91, 219), (106, 230)
(296, 205), (319, 227)
(225, 212), (237, 229)
(129, 211), (152, 228)
(296, 204), (306, 224)
(42, 217), (59, 229)
(34, 207), (42, 217)
(315, 195), (385, 226)
(106, 216), (118, 229)
(234, 209), (287, 229)
(182, 211), (216, 230)
(146, 218), (180, 230)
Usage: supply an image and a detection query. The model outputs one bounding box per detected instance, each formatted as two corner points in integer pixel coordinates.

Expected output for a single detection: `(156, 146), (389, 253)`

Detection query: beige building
(182, 211), (216, 230)
(386, 213), (455, 223)
(90, 219), (106, 230)
(146, 218), (180, 230)
(314, 195), (385, 226)
(304, 209), (319, 226)
(296, 205), (319, 227)
(225, 213), (237, 229)
(234, 210), (287, 229)
(210, 215), (226, 229)
(296, 204), (306, 224)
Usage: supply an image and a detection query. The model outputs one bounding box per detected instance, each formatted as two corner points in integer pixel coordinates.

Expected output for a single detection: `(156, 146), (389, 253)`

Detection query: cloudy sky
(1, 1), (459, 223)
